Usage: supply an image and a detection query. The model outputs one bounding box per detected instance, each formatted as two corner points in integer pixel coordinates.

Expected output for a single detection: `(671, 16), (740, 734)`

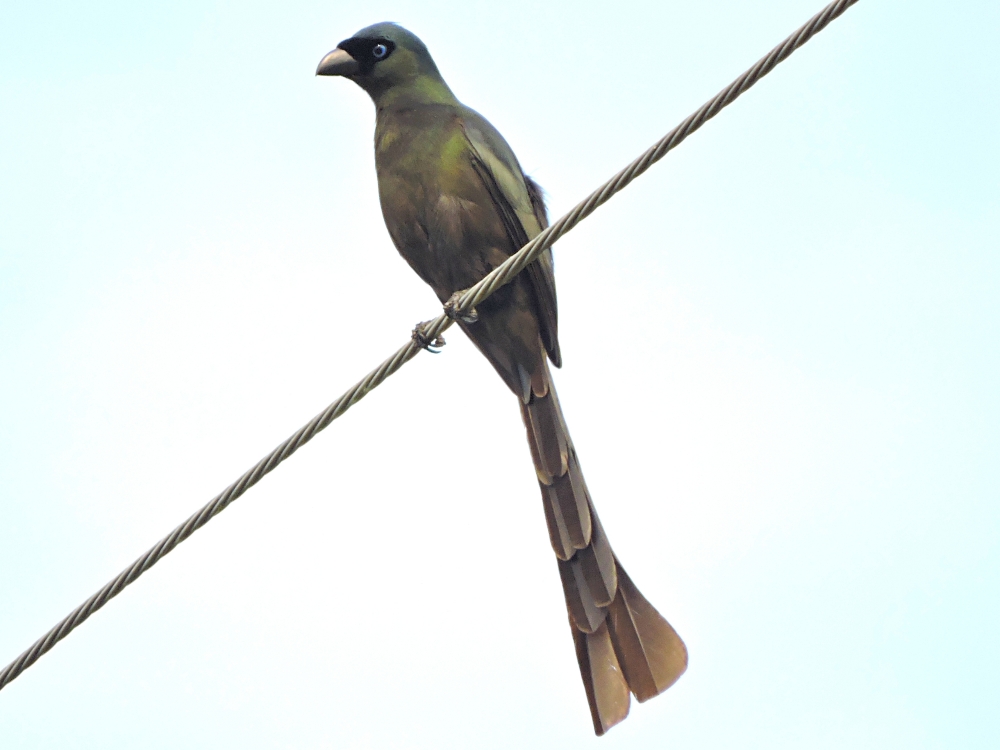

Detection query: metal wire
(451, 0), (861, 320)
(0, 0), (860, 693)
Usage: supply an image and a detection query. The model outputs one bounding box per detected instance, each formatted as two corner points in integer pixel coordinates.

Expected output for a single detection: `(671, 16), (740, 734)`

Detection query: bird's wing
(459, 113), (562, 367)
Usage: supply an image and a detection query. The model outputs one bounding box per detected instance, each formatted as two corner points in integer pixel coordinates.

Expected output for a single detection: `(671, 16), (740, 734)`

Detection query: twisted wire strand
(0, 0), (859, 693)
(454, 0), (860, 317)
(0, 337), (428, 691)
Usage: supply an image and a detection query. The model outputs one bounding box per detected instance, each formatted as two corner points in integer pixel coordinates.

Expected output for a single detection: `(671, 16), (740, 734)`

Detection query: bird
(317, 22), (687, 735)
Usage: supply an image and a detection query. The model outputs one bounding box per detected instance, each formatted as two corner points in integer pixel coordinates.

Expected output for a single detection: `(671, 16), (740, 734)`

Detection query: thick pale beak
(316, 48), (359, 76)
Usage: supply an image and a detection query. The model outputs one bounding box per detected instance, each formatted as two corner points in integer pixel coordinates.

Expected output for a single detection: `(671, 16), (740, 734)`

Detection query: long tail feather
(520, 362), (687, 734)
(571, 621), (630, 735)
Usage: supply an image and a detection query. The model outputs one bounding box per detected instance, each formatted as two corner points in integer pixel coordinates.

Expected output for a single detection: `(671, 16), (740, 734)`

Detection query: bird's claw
(444, 291), (479, 323)
(412, 321), (446, 353)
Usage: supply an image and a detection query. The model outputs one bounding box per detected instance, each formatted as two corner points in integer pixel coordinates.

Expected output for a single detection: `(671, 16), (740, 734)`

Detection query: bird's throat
(363, 74), (459, 110)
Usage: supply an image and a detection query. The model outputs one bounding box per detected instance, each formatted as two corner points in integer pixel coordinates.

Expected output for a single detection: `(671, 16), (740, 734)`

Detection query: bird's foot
(411, 320), (446, 353)
(444, 291), (478, 323)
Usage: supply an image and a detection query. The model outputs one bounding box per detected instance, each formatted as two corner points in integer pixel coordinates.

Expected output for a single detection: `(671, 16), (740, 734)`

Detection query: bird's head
(316, 23), (455, 107)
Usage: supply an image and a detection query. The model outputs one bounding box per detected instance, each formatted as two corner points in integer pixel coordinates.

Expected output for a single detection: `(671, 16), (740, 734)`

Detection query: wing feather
(460, 113), (561, 366)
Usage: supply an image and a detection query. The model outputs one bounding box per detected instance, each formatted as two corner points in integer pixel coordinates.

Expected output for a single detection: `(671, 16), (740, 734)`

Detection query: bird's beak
(316, 48), (359, 77)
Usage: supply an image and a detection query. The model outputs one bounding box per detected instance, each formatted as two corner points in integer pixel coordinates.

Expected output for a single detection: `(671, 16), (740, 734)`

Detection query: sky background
(1, 0), (998, 747)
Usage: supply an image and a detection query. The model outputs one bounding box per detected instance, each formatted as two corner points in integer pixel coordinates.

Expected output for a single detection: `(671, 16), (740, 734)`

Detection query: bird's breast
(374, 107), (512, 300)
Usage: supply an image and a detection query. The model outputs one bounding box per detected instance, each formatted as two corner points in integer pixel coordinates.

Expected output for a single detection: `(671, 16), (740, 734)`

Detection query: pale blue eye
(372, 44), (388, 59)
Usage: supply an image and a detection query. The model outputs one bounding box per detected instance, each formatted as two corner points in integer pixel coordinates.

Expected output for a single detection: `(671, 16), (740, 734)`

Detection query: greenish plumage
(318, 23), (686, 735)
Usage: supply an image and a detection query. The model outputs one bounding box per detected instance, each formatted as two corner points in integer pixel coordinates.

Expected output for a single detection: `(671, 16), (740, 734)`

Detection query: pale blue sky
(1, 1), (997, 748)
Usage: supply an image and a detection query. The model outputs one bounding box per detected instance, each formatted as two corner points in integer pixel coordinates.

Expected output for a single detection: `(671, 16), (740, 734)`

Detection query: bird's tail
(519, 361), (687, 735)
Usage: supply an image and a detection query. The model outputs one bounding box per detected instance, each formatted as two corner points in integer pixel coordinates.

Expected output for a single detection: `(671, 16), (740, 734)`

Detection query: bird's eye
(372, 43), (388, 59)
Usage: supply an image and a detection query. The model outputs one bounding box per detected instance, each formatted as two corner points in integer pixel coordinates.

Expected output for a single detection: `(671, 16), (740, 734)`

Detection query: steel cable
(0, 0), (860, 693)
